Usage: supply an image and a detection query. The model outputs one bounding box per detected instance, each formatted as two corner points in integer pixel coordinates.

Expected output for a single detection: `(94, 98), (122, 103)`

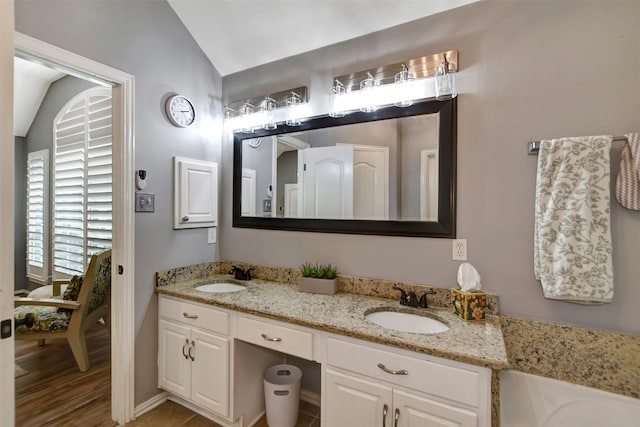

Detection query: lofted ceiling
(167, 0), (479, 77)
(14, 57), (65, 138)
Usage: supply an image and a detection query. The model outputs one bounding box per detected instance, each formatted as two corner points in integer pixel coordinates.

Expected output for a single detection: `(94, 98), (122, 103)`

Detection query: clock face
(166, 95), (196, 127)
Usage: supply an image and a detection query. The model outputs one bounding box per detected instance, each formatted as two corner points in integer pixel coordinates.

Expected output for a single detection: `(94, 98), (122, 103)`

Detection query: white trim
(134, 391), (168, 418)
(300, 388), (321, 407)
(0, 1), (15, 423)
(14, 32), (136, 425)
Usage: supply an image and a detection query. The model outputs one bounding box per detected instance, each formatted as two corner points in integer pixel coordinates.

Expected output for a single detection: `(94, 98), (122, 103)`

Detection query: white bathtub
(500, 370), (640, 427)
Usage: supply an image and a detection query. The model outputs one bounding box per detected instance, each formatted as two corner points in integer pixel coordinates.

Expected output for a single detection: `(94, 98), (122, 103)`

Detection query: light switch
(135, 192), (155, 212)
(207, 227), (216, 244)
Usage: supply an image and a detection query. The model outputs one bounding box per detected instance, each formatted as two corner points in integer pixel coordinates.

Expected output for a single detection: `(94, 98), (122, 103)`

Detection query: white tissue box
(451, 288), (487, 322)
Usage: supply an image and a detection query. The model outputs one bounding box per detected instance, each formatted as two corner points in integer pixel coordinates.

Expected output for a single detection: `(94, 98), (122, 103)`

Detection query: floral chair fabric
(14, 306), (70, 333)
(88, 255), (111, 313)
(15, 255), (110, 334)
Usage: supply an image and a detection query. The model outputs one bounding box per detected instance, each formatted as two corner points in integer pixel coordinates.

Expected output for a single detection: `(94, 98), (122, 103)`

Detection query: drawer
(236, 316), (313, 360)
(327, 338), (483, 407)
(159, 295), (229, 336)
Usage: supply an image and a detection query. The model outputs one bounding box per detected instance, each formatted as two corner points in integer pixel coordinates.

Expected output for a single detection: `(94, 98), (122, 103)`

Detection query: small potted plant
(298, 262), (339, 295)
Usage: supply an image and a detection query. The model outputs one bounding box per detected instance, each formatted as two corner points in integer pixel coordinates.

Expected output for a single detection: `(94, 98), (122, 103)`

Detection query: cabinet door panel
(158, 319), (191, 399)
(325, 368), (392, 427)
(191, 329), (230, 417)
(394, 388), (477, 427)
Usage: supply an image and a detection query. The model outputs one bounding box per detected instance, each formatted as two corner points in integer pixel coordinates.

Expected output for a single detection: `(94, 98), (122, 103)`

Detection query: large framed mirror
(232, 98), (456, 237)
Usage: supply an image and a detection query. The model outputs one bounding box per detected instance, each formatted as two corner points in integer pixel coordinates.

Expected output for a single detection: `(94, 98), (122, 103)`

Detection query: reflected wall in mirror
(233, 98), (456, 237)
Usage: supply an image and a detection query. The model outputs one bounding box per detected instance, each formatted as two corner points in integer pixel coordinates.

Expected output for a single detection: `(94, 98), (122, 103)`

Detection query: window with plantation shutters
(26, 149), (49, 284)
(53, 87), (112, 278)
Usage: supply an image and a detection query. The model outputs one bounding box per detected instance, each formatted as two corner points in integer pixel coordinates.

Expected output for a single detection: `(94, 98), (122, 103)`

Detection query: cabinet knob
(261, 333), (282, 342)
(377, 363), (408, 376)
(394, 408), (400, 427)
(383, 404), (388, 427)
(182, 338), (189, 359)
(188, 340), (195, 361)
(182, 216), (189, 222)
(183, 312), (198, 319)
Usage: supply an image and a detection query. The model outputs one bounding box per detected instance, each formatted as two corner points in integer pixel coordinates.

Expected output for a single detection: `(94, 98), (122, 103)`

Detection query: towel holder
(528, 136), (628, 155)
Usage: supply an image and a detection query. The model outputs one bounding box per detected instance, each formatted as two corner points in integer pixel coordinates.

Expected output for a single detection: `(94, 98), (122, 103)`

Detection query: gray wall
(14, 136), (26, 291)
(16, 0), (222, 405)
(222, 1), (640, 336)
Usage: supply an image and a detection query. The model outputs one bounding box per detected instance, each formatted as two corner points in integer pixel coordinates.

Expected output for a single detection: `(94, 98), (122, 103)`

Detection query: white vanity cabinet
(158, 296), (230, 417)
(323, 337), (490, 427)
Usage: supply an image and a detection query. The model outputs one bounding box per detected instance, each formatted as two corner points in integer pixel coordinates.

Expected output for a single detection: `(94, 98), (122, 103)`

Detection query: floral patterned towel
(534, 136), (613, 304)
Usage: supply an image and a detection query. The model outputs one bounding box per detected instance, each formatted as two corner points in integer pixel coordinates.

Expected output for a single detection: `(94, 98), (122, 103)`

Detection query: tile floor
(125, 400), (320, 427)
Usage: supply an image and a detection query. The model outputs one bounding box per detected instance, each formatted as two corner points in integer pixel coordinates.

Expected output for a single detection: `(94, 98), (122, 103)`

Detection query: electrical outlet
(207, 227), (216, 244)
(452, 239), (467, 261)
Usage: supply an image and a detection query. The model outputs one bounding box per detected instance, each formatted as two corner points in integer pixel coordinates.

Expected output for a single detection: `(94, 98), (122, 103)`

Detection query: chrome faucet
(229, 266), (254, 281)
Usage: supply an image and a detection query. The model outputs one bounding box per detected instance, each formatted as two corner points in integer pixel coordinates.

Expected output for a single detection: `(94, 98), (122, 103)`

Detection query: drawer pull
(261, 333), (282, 342)
(377, 363), (408, 376)
(394, 408), (400, 427)
(383, 404), (388, 427)
(183, 312), (198, 319)
(182, 338), (189, 359)
(188, 340), (195, 361)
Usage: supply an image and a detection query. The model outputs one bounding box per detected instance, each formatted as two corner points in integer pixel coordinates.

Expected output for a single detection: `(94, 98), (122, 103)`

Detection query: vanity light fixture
(285, 91), (303, 126)
(224, 86), (309, 133)
(394, 64), (414, 108)
(359, 72), (379, 113)
(435, 53), (457, 101)
(260, 96), (277, 130)
(330, 50), (458, 115)
(329, 79), (346, 118)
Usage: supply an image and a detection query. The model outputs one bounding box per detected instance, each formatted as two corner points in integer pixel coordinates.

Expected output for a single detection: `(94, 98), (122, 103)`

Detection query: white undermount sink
(365, 310), (449, 334)
(195, 283), (247, 293)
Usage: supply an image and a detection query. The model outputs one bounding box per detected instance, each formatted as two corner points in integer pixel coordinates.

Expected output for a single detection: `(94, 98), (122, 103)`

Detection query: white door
(158, 319), (191, 400)
(325, 368), (392, 427)
(420, 149), (439, 221)
(393, 388), (477, 427)
(299, 145), (353, 219)
(241, 168), (257, 216)
(341, 144), (389, 220)
(0, 1), (15, 421)
(191, 329), (230, 417)
(283, 183), (299, 218)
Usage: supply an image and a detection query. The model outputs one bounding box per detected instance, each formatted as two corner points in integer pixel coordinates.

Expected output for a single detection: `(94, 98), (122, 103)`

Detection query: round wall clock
(165, 95), (196, 127)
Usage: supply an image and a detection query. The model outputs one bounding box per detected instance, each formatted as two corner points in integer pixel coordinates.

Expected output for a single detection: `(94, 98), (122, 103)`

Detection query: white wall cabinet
(173, 156), (218, 229)
(158, 297), (230, 417)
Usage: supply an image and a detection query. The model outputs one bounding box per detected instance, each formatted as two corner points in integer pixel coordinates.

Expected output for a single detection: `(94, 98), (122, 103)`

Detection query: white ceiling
(167, 0), (478, 76)
(14, 57), (65, 137)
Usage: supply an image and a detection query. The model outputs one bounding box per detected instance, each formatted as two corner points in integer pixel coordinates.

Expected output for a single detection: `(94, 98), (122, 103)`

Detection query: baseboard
(300, 388), (321, 407)
(134, 391), (168, 418)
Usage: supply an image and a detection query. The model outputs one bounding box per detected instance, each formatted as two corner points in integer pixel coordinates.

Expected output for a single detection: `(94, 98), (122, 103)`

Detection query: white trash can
(263, 364), (302, 427)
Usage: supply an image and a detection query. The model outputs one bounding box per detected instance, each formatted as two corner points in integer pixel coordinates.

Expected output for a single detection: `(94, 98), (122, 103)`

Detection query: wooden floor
(15, 323), (115, 427)
(15, 323), (320, 426)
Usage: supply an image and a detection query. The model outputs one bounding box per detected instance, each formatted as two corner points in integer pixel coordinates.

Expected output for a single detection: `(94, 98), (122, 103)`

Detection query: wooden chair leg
(37, 339), (45, 346)
(67, 333), (90, 372)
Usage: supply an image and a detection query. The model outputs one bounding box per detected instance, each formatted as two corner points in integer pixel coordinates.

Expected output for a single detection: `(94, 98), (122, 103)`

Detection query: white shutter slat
(26, 149), (49, 282)
(53, 87), (112, 277)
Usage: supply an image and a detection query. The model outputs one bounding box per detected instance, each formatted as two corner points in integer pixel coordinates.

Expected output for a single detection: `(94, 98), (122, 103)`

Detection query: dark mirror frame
(233, 97), (456, 238)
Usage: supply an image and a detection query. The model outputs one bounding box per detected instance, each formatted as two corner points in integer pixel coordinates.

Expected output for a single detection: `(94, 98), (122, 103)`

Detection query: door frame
(0, 0), (16, 422)
(11, 32), (136, 424)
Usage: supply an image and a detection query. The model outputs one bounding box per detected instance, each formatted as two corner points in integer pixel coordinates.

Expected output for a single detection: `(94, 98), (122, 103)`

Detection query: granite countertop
(156, 275), (509, 370)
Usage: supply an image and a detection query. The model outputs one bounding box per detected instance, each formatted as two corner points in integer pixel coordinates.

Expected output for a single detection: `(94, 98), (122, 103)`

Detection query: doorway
(1, 31), (135, 425)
